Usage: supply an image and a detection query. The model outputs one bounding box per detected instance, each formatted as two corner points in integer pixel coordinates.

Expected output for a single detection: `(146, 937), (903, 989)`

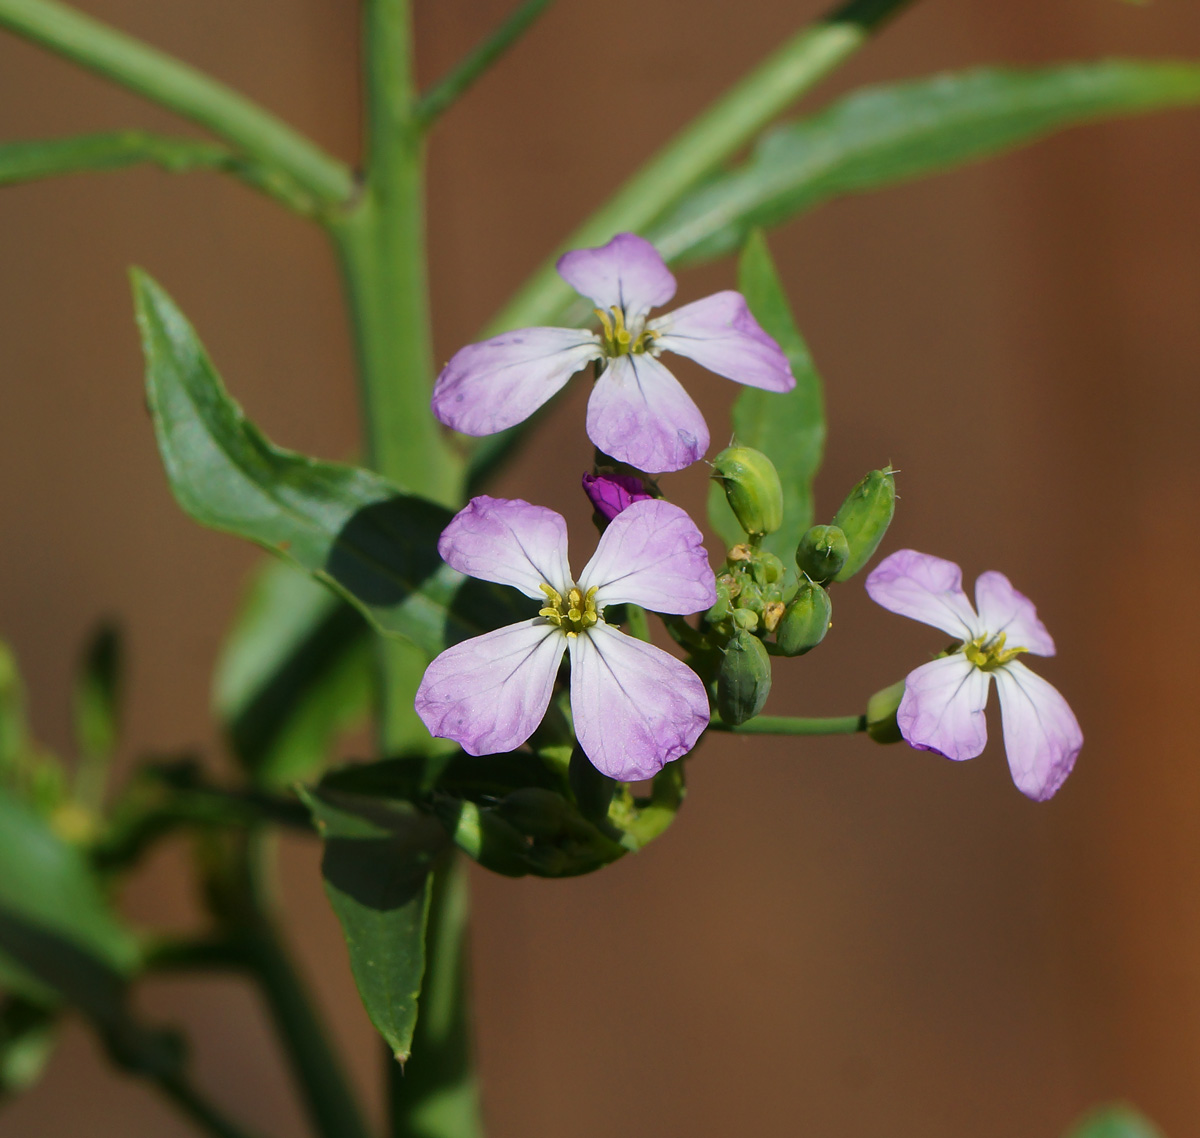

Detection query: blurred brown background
(1, 0), (1199, 1135)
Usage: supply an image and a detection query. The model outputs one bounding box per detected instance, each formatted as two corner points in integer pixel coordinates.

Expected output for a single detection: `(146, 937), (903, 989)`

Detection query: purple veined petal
(992, 660), (1082, 801)
(974, 570), (1056, 657)
(431, 327), (601, 436)
(581, 472), (652, 523)
(586, 354), (709, 474)
(865, 549), (983, 641)
(567, 622), (709, 781)
(556, 233), (677, 321)
(649, 291), (795, 392)
(438, 496), (572, 598)
(415, 620), (567, 756)
(897, 653), (991, 762)
(579, 499), (716, 615)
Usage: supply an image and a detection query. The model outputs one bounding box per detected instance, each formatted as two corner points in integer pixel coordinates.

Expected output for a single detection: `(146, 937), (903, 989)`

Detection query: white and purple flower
(431, 233), (795, 474)
(414, 495), (716, 781)
(865, 549), (1082, 801)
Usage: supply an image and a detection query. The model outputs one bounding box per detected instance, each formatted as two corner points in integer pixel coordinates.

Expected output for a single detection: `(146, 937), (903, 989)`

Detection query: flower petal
(438, 496), (571, 598)
(415, 620), (566, 756)
(865, 549), (983, 640)
(992, 661), (1082, 801)
(556, 233), (676, 321)
(898, 654), (990, 761)
(568, 623), (708, 780)
(579, 499), (715, 614)
(974, 571), (1056, 657)
(649, 291), (794, 392)
(431, 327), (600, 436)
(586, 354), (709, 474)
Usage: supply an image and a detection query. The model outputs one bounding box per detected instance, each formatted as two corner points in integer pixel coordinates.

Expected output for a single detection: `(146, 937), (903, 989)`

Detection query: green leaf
(652, 61), (1200, 264)
(707, 231), (825, 567)
(300, 787), (449, 1060)
(134, 269), (532, 659)
(0, 788), (143, 1027)
(0, 132), (317, 212)
(0, 642), (27, 775)
(1065, 1105), (1165, 1138)
(214, 560), (373, 788)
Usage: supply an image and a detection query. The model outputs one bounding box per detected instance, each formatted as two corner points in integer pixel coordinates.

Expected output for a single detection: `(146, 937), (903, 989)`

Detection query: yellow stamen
(962, 631), (1028, 671)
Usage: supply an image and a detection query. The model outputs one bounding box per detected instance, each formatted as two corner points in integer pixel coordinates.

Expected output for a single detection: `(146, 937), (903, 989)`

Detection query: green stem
(0, 0), (352, 207)
(240, 836), (373, 1138)
(327, 0), (462, 508)
(415, 0), (555, 128)
(712, 713), (866, 735)
(153, 1071), (267, 1138)
(388, 857), (481, 1138)
(485, 0), (917, 334)
(623, 604), (651, 644)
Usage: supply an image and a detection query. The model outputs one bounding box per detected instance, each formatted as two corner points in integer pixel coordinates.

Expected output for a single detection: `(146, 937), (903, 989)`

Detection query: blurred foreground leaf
(652, 61), (1200, 264)
(300, 787), (448, 1061)
(1065, 1105), (1165, 1138)
(708, 231), (824, 569)
(135, 270), (530, 659)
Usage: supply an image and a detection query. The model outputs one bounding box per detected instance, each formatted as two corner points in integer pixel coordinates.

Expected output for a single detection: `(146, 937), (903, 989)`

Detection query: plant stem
(0, 0), (352, 207)
(335, 8), (483, 1137)
(241, 835), (373, 1138)
(711, 713), (866, 735)
(415, 0), (555, 128)
(485, 0), (917, 334)
(328, 0), (462, 508)
(387, 856), (481, 1138)
(153, 1071), (267, 1138)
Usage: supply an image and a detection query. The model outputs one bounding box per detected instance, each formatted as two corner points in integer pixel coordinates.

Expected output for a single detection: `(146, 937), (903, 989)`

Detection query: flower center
(539, 583), (601, 636)
(962, 631), (1028, 672)
(594, 306), (659, 357)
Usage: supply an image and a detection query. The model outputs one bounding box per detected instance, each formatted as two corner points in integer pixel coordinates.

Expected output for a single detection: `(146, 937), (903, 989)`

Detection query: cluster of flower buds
(705, 447), (896, 725)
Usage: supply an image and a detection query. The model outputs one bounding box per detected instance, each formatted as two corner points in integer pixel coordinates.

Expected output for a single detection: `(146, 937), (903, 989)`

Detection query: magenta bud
(582, 472), (652, 523)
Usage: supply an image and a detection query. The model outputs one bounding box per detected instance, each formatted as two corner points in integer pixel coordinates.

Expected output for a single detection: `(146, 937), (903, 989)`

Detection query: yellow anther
(963, 631), (1028, 671)
(538, 581), (602, 634)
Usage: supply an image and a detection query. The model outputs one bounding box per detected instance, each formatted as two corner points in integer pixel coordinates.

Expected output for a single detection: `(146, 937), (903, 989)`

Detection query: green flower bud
(712, 446), (784, 537)
(735, 579), (765, 616)
(795, 524), (850, 584)
(865, 680), (906, 744)
(704, 578), (733, 625)
(830, 468), (896, 582)
(751, 551), (786, 587)
(732, 607), (759, 632)
(774, 580), (832, 656)
(717, 630), (772, 725)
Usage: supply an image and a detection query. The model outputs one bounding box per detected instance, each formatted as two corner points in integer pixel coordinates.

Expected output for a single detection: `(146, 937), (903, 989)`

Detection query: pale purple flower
(581, 472), (652, 522)
(865, 549), (1082, 801)
(414, 495), (716, 780)
(431, 233), (795, 474)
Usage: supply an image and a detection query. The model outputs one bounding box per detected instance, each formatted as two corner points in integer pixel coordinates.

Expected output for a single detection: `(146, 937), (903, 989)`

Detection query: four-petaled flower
(431, 233), (795, 474)
(866, 549), (1082, 801)
(414, 495), (716, 781)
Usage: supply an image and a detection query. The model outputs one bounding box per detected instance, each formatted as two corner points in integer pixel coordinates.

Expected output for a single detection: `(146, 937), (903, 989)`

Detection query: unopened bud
(735, 579), (764, 616)
(712, 447), (784, 537)
(751, 551), (786, 587)
(795, 524), (849, 584)
(732, 607), (759, 632)
(704, 578), (733, 625)
(830, 468), (896, 582)
(865, 680), (906, 744)
(774, 580), (832, 656)
(717, 630), (772, 725)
